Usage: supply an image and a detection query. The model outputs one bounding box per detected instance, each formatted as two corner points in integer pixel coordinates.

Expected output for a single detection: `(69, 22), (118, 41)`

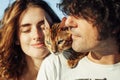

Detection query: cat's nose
(52, 49), (60, 55)
(52, 46), (58, 53)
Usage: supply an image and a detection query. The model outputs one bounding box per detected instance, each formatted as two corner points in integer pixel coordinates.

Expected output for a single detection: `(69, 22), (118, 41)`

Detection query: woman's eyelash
(20, 27), (31, 33)
(21, 29), (30, 33)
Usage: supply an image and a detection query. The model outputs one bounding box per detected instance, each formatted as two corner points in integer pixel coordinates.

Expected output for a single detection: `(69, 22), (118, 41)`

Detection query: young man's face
(65, 16), (100, 52)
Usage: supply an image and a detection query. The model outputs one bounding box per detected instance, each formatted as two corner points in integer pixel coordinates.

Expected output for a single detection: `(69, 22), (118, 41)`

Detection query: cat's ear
(59, 17), (67, 27)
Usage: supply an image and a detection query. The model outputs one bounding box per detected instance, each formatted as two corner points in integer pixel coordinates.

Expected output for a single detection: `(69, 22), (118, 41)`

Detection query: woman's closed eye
(20, 27), (31, 33)
(20, 24), (31, 33)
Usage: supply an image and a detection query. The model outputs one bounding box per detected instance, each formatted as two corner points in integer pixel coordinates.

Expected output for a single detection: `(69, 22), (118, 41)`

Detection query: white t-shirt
(37, 53), (120, 80)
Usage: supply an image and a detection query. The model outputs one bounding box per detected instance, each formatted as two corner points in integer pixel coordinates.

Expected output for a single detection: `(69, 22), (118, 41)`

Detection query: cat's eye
(46, 41), (51, 45)
(58, 40), (64, 44)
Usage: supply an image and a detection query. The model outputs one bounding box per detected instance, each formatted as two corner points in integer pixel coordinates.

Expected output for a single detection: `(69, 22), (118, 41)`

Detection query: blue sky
(0, 0), (15, 20)
(0, 0), (65, 20)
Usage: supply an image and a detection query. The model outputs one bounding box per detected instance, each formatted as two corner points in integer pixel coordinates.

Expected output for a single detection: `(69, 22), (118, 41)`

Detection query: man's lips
(72, 34), (81, 39)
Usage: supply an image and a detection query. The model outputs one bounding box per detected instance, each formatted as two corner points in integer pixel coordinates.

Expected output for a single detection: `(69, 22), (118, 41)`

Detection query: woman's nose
(65, 16), (77, 28)
(32, 27), (43, 41)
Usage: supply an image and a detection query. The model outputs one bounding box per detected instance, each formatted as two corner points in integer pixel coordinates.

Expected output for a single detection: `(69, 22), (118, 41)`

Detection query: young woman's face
(18, 7), (51, 59)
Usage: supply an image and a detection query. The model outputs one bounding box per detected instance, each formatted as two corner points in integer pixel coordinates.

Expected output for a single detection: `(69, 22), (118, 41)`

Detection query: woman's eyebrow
(20, 19), (44, 27)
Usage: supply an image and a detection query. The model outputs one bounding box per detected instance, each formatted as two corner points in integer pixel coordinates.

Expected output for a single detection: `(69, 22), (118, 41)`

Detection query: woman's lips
(31, 43), (45, 48)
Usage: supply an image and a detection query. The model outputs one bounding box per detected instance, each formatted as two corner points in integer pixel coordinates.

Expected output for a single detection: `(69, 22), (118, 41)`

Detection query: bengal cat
(42, 17), (87, 68)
